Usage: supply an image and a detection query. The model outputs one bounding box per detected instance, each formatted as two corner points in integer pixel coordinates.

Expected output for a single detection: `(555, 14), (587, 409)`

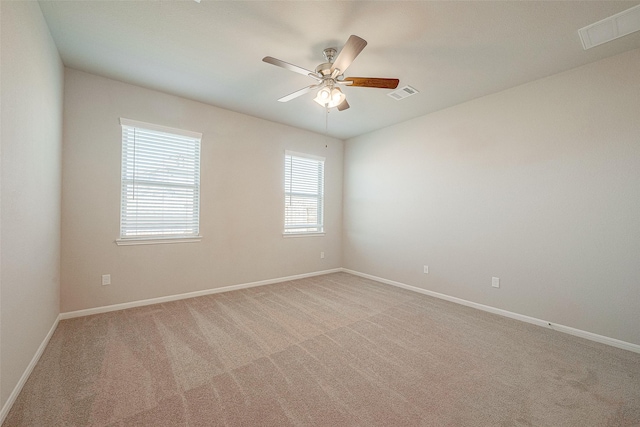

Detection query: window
(284, 151), (325, 235)
(118, 118), (201, 244)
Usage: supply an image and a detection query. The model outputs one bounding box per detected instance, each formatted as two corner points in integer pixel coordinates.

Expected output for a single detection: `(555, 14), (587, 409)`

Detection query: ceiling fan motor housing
(315, 63), (334, 77)
(316, 47), (338, 76)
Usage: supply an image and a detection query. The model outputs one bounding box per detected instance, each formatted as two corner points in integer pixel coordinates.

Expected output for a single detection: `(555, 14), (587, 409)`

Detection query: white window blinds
(119, 118), (201, 240)
(284, 151), (325, 234)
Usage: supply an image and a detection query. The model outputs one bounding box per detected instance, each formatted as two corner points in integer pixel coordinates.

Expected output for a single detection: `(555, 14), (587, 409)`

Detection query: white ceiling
(39, 1), (640, 140)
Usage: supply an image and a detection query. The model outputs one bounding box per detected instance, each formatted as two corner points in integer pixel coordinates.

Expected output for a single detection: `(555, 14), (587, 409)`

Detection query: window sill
(115, 236), (202, 246)
(282, 232), (325, 238)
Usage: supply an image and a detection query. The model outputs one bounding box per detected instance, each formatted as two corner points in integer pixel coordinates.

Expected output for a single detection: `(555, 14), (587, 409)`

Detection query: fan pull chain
(325, 105), (329, 148)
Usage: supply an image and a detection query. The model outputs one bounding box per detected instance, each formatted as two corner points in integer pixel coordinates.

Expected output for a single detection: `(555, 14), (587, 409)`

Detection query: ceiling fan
(263, 35), (399, 111)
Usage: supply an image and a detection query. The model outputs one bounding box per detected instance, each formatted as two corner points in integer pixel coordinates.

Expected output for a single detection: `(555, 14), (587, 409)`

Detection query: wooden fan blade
(343, 77), (399, 89)
(337, 99), (350, 111)
(263, 57), (321, 81)
(330, 35), (367, 75)
(277, 84), (320, 102)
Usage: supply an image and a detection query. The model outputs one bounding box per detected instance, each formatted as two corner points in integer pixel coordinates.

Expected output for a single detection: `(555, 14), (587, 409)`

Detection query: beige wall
(61, 69), (343, 313)
(0, 1), (63, 407)
(343, 48), (640, 345)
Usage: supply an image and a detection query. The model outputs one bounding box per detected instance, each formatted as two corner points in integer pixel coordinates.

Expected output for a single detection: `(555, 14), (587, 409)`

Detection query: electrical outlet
(423, 265), (429, 274)
(102, 274), (111, 286)
(492, 277), (500, 288)
(320, 252), (325, 259)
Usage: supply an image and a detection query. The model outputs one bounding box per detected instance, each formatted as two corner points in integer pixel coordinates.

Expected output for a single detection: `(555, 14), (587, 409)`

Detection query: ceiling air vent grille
(578, 4), (640, 50)
(388, 85), (419, 100)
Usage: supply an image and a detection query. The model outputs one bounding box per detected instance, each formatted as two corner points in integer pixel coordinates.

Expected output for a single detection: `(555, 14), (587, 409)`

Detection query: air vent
(388, 85), (419, 100)
(578, 4), (640, 50)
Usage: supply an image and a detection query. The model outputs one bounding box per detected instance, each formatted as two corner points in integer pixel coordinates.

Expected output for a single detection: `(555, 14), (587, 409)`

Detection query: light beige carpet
(4, 272), (640, 426)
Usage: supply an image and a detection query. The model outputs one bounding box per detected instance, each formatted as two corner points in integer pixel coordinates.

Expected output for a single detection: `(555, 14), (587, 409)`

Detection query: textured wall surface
(1, 1), (63, 407)
(61, 69), (343, 313)
(343, 49), (640, 345)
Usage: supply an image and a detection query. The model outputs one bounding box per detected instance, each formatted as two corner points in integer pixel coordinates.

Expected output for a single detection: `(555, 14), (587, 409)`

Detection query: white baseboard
(0, 315), (60, 425)
(342, 268), (640, 354)
(60, 268), (343, 320)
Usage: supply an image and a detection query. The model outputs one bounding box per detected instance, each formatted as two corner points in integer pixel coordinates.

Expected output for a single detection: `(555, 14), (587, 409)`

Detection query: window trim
(119, 118), (202, 140)
(283, 150), (325, 237)
(282, 232), (325, 238)
(115, 236), (201, 246)
(117, 118), (202, 245)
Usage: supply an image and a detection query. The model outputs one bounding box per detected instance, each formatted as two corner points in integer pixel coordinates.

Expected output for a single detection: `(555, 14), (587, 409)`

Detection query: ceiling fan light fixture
(314, 87), (345, 109)
(318, 87), (331, 100)
(331, 88), (343, 103)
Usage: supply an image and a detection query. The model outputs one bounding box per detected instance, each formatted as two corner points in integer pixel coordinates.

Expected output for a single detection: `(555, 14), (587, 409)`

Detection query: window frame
(116, 118), (202, 246)
(283, 150), (325, 237)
